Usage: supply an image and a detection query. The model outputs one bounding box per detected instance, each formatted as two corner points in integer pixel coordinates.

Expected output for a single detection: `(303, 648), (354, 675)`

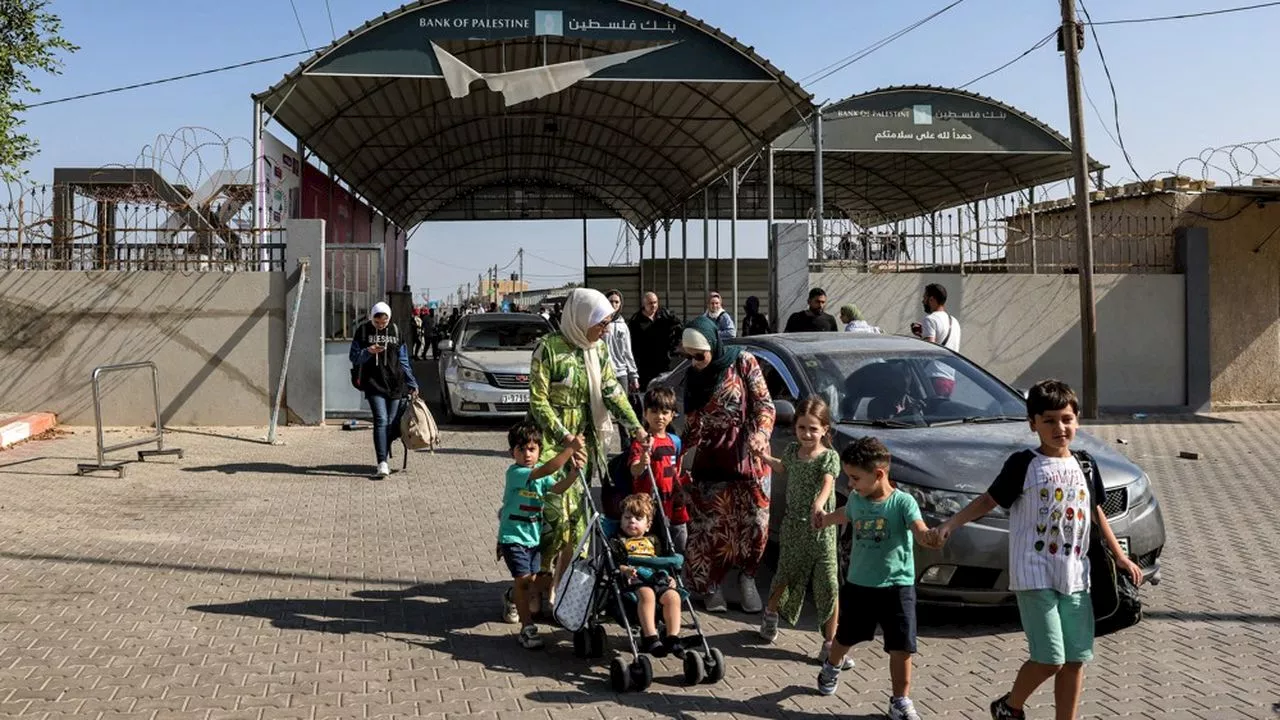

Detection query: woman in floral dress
(529, 288), (645, 585)
(679, 316), (776, 613)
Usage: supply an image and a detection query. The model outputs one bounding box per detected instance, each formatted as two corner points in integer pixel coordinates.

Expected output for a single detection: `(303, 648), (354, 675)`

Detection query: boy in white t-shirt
(932, 380), (1142, 719)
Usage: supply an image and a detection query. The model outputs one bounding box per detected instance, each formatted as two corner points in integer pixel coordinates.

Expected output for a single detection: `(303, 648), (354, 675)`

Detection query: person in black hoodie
(627, 291), (683, 392)
(349, 301), (420, 478)
(741, 296), (773, 337)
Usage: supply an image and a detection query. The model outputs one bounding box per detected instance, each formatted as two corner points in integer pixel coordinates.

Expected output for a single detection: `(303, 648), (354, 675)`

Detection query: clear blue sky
(21, 0), (1280, 301)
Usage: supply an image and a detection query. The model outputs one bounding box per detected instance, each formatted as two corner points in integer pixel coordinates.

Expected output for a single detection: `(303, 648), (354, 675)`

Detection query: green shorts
(1015, 589), (1095, 665)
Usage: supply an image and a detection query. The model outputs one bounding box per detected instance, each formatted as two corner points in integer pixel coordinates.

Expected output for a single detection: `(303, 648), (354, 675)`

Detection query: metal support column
(973, 200), (981, 267)
(681, 209), (688, 320)
(812, 106), (825, 259)
(664, 220), (671, 299)
(582, 216), (588, 281)
(1029, 186), (1038, 273)
(251, 100), (264, 233)
(731, 165), (739, 330)
(767, 146), (777, 330)
(702, 190), (710, 302)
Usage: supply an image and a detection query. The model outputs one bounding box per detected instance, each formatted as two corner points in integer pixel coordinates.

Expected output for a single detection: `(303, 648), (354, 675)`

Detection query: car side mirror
(439, 339), (454, 352)
(774, 399), (796, 427)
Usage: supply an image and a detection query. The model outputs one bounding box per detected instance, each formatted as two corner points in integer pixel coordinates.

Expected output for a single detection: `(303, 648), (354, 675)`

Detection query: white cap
(681, 327), (712, 352)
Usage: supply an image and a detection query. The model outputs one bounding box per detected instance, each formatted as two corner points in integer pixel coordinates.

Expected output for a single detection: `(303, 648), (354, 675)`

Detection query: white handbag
(553, 517), (599, 632)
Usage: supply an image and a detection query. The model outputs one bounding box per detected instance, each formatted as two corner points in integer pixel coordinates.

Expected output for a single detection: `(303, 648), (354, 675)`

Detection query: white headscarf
(560, 288), (616, 452)
(370, 301), (392, 320)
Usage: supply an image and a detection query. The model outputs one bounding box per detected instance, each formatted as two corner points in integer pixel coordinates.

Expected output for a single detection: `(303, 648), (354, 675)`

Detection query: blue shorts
(499, 543), (542, 578)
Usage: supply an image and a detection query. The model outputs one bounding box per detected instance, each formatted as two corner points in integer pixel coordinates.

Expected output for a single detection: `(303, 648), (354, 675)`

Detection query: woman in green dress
(529, 288), (646, 588)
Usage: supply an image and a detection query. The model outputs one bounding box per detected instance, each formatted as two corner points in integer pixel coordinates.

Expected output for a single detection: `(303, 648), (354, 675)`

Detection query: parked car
(437, 313), (552, 421)
(651, 332), (1165, 606)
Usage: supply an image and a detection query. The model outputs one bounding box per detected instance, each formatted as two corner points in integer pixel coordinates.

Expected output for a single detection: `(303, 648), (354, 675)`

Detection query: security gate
(324, 244), (385, 417)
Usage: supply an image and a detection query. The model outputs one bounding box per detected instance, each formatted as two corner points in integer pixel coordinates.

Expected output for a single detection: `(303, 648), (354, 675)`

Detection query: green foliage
(0, 0), (78, 181)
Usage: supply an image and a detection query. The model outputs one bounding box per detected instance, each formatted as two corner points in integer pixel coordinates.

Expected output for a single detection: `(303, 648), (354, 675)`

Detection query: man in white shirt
(912, 283), (961, 398)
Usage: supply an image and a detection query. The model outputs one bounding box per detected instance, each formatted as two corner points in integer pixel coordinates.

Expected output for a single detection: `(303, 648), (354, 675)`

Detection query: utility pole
(1060, 0), (1099, 418)
(518, 247), (524, 289)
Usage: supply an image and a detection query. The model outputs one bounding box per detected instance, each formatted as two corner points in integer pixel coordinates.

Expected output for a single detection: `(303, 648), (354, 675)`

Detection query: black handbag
(1076, 451), (1143, 635)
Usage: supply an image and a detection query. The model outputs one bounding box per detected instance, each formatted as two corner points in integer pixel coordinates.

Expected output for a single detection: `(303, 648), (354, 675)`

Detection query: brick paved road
(0, 406), (1276, 719)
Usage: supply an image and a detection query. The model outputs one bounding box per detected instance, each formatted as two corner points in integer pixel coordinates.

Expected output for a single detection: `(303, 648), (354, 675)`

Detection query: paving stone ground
(0, 398), (1277, 719)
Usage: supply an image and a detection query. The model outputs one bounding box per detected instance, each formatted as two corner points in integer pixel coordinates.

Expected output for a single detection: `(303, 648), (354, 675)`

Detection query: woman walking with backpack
(350, 302), (419, 478)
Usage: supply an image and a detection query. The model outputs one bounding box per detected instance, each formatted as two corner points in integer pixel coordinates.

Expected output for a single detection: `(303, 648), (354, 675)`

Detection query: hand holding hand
(810, 506), (825, 530)
(748, 431), (769, 455)
(928, 525), (952, 549)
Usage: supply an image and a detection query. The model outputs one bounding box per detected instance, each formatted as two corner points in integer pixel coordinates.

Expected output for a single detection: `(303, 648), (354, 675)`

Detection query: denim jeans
(366, 393), (404, 463)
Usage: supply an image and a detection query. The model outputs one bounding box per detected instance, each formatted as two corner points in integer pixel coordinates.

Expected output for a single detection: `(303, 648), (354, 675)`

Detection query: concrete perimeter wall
(809, 272), (1187, 409)
(0, 271), (285, 426)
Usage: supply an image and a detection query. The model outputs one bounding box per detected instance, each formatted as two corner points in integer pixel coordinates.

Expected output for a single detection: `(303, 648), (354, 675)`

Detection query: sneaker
(889, 696), (921, 720)
(738, 574), (763, 613)
(501, 587), (519, 624)
(663, 635), (685, 659)
(990, 694), (1025, 719)
(816, 660), (840, 696)
(641, 634), (663, 656)
(518, 624), (543, 649)
(759, 610), (780, 642)
(376, 461), (390, 478)
(703, 586), (728, 613)
(820, 640), (855, 670)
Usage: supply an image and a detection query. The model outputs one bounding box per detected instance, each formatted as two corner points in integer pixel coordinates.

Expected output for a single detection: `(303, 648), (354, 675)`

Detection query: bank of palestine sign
(304, 0), (772, 83)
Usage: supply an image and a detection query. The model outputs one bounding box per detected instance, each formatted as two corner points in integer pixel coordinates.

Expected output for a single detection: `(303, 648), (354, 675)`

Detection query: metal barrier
(76, 362), (183, 478)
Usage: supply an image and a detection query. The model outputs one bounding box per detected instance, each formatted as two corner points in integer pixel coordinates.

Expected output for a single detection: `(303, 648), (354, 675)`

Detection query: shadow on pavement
(190, 580), (605, 687)
(527, 685), (883, 720)
(916, 604), (1021, 639)
(1090, 413), (1238, 426)
(1144, 610), (1280, 625)
(182, 461), (375, 478)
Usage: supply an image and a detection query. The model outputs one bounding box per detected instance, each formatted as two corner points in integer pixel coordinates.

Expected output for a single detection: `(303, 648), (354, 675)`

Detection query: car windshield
(801, 349), (1025, 427)
(459, 321), (549, 351)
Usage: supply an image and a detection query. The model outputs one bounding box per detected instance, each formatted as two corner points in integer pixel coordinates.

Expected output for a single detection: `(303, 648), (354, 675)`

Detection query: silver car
(437, 314), (551, 421)
(653, 333), (1166, 606)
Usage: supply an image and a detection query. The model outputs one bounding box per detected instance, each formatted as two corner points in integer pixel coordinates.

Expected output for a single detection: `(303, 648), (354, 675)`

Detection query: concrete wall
(1186, 195), (1280, 405)
(810, 271), (1187, 408)
(0, 271), (285, 426)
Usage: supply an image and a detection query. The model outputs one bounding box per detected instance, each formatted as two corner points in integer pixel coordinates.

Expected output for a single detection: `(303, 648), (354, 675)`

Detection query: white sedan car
(437, 313), (552, 421)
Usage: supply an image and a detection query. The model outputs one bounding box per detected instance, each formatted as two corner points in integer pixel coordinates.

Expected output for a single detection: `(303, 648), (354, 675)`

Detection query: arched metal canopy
(699, 85), (1106, 224)
(254, 0), (813, 228)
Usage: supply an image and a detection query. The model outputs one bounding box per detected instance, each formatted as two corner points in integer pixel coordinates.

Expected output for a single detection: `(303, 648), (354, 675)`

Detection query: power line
(800, 0), (968, 85)
(522, 248), (581, 271)
(24, 48), (320, 108)
(287, 0), (311, 47)
(323, 0), (338, 41)
(1086, 0), (1280, 25)
(958, 30), (1056, 89)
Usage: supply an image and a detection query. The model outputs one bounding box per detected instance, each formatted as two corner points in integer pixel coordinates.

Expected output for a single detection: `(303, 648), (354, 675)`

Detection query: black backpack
(1074, 451), (1143, 635)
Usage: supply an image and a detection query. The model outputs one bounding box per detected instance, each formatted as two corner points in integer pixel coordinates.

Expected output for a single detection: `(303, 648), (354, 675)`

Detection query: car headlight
(897, 482), (1008, 519)
(455, 360), (487, 383)
(1127, 473), (1152, 505)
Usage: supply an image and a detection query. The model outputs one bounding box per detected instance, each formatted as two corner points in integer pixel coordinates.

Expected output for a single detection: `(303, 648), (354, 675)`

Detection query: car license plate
(1116, 537), (1130, 556)
(501, 393), (528, 404)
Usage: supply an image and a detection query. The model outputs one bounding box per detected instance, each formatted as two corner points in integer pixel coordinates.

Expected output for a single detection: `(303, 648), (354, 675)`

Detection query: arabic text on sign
(567, 18), (677, 32)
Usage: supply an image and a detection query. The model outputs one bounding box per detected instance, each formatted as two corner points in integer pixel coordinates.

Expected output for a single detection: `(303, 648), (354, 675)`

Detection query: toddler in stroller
(610, 493), (684, 658)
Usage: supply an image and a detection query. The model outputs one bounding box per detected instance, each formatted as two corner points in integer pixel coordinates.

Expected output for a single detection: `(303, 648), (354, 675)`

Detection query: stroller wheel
(573, 629), (589, 658)
(630, 655), (654, 692)
(609, 657), (631, 693)
(703, 647), (726, 684)
(683, 650), (706, 685)
(588, 624), (607, 658)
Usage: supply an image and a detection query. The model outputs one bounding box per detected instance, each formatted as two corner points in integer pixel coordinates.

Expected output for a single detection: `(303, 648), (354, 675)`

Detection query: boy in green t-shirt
(497, 422), (584, 649)
(815, 437), (942, 720)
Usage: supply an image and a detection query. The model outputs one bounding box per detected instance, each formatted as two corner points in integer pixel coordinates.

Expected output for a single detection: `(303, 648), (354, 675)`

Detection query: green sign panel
(306, 0), (773, 82)
(776, 89), (1071, 155)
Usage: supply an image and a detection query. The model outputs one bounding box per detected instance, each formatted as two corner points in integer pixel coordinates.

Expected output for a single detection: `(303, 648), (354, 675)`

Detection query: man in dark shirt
(784, 287), (839, 333)
(628, 291), (682, 391)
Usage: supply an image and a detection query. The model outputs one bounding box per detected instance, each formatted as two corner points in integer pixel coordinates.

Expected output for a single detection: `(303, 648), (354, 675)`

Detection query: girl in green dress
(754, 395), (853, 668)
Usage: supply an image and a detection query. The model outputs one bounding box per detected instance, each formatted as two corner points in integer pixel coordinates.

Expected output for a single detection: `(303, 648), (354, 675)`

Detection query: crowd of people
(348, 283), (1139, 719)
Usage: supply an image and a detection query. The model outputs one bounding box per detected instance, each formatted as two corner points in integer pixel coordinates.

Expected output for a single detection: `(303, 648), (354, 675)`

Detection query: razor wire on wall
(0, 127), (285, 272)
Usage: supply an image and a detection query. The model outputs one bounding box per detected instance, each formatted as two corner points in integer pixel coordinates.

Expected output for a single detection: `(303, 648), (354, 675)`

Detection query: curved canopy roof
(255, 0), (813, 227)
(704, 86), (1105, 224)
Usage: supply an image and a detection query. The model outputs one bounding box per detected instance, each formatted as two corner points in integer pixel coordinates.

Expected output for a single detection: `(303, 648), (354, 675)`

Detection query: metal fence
(808, 181), (1181, 275)
(0, 179), (286, 272)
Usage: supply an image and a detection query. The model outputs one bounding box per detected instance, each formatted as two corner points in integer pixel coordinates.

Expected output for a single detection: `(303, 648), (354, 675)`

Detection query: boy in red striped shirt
(628, 386), (690, 553)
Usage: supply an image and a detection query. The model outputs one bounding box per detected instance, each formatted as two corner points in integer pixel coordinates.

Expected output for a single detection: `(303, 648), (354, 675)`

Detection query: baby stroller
(552, 453), (726, 692)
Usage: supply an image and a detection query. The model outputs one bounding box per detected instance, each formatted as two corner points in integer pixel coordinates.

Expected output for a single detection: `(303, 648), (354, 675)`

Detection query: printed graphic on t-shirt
(1007, 455), (1093, 594)
(620, 536), (658, 557)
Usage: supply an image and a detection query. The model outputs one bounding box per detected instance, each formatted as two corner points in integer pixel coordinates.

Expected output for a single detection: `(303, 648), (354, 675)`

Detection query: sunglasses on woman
(681, 350), (708, 361)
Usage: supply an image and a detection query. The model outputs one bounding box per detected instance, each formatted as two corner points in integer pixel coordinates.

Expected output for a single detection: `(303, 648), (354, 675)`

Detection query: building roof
(255, 0), (813, 228)
(698, 85), (1107, 224)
